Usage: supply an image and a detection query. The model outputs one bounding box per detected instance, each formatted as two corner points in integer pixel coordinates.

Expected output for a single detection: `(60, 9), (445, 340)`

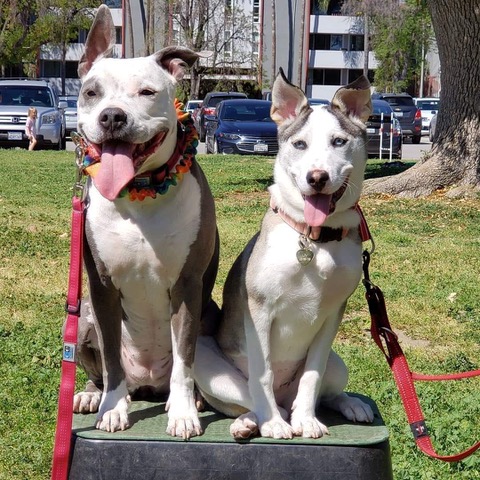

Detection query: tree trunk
(363, 12), (369, 77)
(363, 0), (480, 198)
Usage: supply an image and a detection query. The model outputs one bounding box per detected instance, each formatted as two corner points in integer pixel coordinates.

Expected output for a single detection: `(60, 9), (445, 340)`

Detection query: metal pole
(379, 112), (383, 159)
(389, 119), (393, 162)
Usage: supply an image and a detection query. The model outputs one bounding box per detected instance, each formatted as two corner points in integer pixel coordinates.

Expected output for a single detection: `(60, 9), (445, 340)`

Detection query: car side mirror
(58, 101), (68, 109)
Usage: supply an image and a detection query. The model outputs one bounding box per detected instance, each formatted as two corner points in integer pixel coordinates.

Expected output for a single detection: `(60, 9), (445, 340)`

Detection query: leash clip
(71, 131), (87, 199)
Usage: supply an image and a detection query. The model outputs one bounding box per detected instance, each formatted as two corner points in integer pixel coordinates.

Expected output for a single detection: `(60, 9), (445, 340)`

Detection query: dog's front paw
(230, 412), (259, 439)
(290, 413), (329, 438)
(73, 391), (101, 413)
(329, 393), (375, 423)
(259, 417), (294, 439)
(165, 400), (202, 439)
(95, 395), (130, 432)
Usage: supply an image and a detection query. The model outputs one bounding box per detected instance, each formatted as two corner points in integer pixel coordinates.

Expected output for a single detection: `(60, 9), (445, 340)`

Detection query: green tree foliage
(370, 0), (432, 93)
(31, 0), (97, 47)
(342, 0), (433, 94)
(0, 0), (36, 70)
(0, 0), (97, 78)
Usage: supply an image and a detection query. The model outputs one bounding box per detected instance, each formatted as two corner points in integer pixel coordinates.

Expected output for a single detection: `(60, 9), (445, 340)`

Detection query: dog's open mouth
(304, 182), (348, 227)
(88, 131), (167, 200)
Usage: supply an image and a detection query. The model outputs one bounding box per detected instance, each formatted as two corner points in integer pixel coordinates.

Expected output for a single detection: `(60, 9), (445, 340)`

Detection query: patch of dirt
(395, 329), (430, 348)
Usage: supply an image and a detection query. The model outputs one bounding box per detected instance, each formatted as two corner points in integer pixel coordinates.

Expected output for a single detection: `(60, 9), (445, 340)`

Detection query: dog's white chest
(86, 175), (202, 387)
(88, 176), (200, 286)
(250, 223), (362, 358)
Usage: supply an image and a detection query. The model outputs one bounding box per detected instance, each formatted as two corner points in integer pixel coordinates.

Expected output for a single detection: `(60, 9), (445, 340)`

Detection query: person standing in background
(25, 107), (38, 151)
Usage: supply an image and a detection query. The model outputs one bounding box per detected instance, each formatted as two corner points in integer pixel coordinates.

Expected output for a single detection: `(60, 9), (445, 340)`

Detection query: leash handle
(51, 196), (84, 480)
(363, 250), (480, 462)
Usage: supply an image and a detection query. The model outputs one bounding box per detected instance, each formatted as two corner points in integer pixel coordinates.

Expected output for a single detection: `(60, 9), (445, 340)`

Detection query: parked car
(372, 93), (422, 144)
(185, 99), (202, 115)
(429, 113), (438, 142)
(0, 78), (67, 149)
(365, 99), (402, 159)
(414, 97), (439, 135)
(59, 95), (78, 137)
(205, 99), (278, 155)
(196, 91), (248, 141)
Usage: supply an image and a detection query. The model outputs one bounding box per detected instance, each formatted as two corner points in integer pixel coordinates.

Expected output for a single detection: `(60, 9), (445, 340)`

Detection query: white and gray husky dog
(194, 70), (374, 439)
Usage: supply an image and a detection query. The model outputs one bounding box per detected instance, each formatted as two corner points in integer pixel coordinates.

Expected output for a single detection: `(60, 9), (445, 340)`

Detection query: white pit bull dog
(195, 70), (374, 439)
(71, 5), (219, 439)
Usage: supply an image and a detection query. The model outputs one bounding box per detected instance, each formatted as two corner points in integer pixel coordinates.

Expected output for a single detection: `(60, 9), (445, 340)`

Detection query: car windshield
(416, 100), (439, 110)
(0, 86), (54, 107)
(210, 96), (244, 107)
(372, 104), (392, 115)
(382, 96), (414, 107)
(221, 104), (273, 122)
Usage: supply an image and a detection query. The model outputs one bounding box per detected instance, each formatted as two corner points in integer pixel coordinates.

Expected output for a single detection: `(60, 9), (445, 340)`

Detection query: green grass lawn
(0, 150), (479, 479)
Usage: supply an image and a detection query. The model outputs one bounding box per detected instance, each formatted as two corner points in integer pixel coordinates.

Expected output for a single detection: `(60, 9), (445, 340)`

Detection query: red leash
(51, 145), (86, 479)
(362, 249), (480, 462)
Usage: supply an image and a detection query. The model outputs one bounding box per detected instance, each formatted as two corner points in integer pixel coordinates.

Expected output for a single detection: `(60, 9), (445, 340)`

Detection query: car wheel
(412, 134), (421, 144)
(199, 122), (206, 142)
(212, 138), (219, 154)
(59, 134), (66, 150)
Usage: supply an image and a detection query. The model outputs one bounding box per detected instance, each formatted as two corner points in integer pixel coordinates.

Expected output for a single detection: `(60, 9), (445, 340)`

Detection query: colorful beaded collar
(82, 100), (198, 201)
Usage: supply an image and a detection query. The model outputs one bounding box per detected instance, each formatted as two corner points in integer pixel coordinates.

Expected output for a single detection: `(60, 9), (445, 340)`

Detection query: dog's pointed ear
(78, 5), (116, 79)
(154, 47), (204, 81)
(331, 75), (372, 123)
(270, 68), (309, 126)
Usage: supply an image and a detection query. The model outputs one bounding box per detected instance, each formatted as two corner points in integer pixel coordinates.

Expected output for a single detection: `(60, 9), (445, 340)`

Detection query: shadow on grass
(365, 160), (416, 180)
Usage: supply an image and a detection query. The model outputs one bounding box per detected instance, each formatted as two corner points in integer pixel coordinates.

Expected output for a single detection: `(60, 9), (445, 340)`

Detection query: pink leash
(51, 145), (86, 479)
(358, 204), (480, 462)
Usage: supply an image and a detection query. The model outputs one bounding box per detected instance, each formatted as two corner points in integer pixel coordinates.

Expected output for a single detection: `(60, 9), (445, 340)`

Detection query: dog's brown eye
(292, 140), (307, 150)
(332, 137), (347, 147)
(140, 89), (155, 96)
(86, 90), (96, 97)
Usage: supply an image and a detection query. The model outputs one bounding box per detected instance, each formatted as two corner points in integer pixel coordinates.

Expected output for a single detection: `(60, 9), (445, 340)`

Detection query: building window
(348, 69), (375, 84)
(103, 0), (121, 8)
(350, 35), (364, 52)
(310, 0), (327, 15)
(41, 61), (61, 77)
(312, 68), (341, 85)
(40, 60), (80, 79)
(310, 33), (343, 51)
(253, 0), (260, 23)
(252, 30), (259, 52)
(224, 30), (232, 57)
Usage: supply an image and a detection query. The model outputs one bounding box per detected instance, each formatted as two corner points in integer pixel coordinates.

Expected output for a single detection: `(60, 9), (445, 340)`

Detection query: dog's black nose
(99, 107), (127, 132)
(307, 169), (329, 192)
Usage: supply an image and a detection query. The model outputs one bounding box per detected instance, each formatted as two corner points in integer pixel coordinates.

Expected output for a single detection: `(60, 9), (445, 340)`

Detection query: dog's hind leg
(194, 336), (252, 416)
(320, 350), (374, 424)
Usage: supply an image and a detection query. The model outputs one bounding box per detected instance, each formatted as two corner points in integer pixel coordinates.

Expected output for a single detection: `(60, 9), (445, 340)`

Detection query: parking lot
(66, 136), (432, 161)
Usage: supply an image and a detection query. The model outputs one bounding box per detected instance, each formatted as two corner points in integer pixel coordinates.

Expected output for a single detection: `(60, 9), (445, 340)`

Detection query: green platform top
(73, 393), (389, 447)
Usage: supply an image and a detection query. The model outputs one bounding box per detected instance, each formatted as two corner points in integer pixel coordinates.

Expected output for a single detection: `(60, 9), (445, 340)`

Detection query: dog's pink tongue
(304, 194), (332, 227)
(93, 142), (136, 200)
